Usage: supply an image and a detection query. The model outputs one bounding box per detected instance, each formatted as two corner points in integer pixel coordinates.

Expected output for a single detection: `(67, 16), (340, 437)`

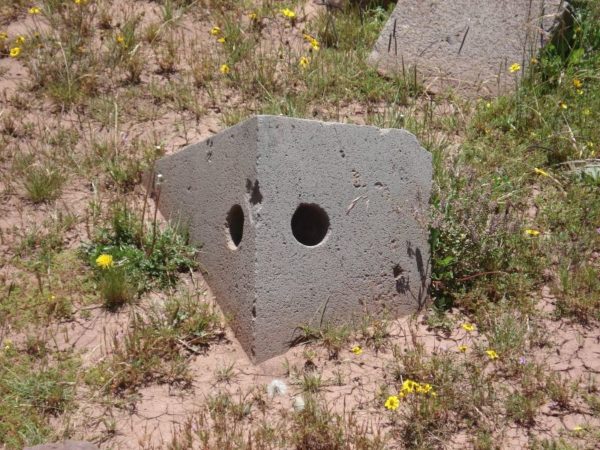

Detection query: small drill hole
(226, 204), (244, 249)
(291, 203), (330, 247)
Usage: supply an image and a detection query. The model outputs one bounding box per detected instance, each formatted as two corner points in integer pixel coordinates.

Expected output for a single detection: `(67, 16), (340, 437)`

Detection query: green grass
(23, 166), (65, 203)
(85, 292), (224, 394)
(83, 203), (198, 306)
(0, 250), (96, 331)
(0, 346), (78, 449)
(428, 0), (600, 323)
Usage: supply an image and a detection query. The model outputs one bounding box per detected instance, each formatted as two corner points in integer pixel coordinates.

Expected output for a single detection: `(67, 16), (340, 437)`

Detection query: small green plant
(291, 395), (345, 449)
(88, 291), (223, 394)
(214, 363), (236, 384)
(83, 203), (198, 301)
(97, 264), (134, 310)
(23, 166), (65, 203)
(505, 391), (544, 426)
(294, 322), (350, 359)
(301, 372), (323, 394)
(0, 348), (78, 449)
(545, 373), (574, 409)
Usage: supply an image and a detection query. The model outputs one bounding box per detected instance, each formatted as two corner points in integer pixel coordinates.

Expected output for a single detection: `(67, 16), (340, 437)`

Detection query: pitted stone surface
(368, 0), (567, 95)
(154, 116), (431, 362)
(24, 441), (99, 450)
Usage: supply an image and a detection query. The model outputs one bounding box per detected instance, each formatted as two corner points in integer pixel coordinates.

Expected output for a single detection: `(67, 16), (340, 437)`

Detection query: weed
(300, 372), (323, 394)
(23, 166), (65, 203)
(0, 349), (78, 449)
(214, 363), (236, 384)
(98, 266), (134, 310)
(505, 390), (544, 426)
(89, 291), (223, 394)
(360, 314), (390, 352)
(83, 203), (197, 298)
(294, 323), (350, 359)
(545, 373), (574, 409)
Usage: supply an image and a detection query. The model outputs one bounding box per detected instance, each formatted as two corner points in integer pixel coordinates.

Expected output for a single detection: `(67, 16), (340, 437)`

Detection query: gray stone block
(368, 0), (568, 95)
(153, 116), (431, 362)
(24, 441), (99, 450)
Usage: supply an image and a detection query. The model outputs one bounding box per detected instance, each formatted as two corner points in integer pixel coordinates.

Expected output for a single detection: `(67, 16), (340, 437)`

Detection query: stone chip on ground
(368, 0), (568, 95)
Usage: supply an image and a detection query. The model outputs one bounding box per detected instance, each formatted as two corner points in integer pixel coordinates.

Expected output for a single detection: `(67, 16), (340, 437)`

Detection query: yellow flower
(0, 32), (7, 40)
(280, 8), (296, 20)
(248, 12), (258, 21)
(573, 78), (583, 89)
(509, 63), (521, 73)
(116, 34), (125, 44)
(583, 108), (591, 116)
(485, 102), (492, 108)
(401, 379), (418, 394)
(416, 383), (433, 395)
(96, 254), (114, 269)
(210, 26), (221, 36)
(3, 339), (13, 351)
(534, 167), (549, 177)
(351, 345), (362, 356)
(217, 37), (226, 44)
(559, 101), (568, 110)
(299, 56), (309, 69)
(74, 0), (88, 5)
(525, 229), (540, 237)
(384, 395), (400, 411)
(9, 47), (21, 58)
(458, 344), (468, 353)
(577, 89), (584, 96)
(15, 35), (25, 45)
(219, 64), (230, 75)
(304, 34), (320, 51)
(573, 425), (584, 432)
(485, 349), (499, 360)
(28, 6), (41, 14)
(461, 323), (475, 332)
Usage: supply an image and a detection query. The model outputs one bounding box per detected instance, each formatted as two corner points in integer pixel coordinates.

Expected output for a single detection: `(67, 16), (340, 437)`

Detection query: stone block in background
(368, 0), (568, 95)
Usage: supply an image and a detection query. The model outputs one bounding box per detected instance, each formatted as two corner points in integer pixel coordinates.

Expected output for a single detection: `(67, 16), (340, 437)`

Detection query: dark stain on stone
(246, 178), (263, 205)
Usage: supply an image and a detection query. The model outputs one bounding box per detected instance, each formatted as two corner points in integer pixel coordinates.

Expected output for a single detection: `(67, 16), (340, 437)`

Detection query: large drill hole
(226, 204), (244, 249)
(291, 203), (330, 246)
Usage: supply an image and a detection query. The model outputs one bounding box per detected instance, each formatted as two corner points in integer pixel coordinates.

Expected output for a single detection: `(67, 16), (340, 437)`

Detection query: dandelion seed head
(292, 395), (305, 411)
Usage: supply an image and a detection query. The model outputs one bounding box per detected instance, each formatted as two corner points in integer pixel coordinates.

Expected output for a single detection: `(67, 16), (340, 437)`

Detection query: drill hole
(226, 204), (244, 249)
(291, 203), (330, 247)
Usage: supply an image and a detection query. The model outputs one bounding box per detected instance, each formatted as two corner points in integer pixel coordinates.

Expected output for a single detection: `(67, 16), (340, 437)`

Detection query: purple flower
(518, 356), (527, 365)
